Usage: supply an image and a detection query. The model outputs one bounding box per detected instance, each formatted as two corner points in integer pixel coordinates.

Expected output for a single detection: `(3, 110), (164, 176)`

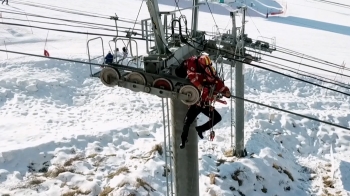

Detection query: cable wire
(12, 0), (142, 23)
(246, 11), (261, 35)
(310, 0), (350, 8)
(0, 10), (145, 35)
(1, 17), (119, 32)
(230, 95), (350, 131)
(261, 59), (350, 90)
(1, 22), (149, 41)
(275, 47), (350, 71)
(205, 0), (220, 36)
(129, 0), (144, 38)
(11, 0), (109, 19)
(12, 0), (109, 17)
(185, 39), (350, 97)
(246, 48), (350, 78)
(0, 8), (141, 26)
(0, 49), (349, 132)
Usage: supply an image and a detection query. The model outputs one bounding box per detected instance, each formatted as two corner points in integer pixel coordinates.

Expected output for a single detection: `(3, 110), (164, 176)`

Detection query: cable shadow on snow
(267, 16), (350, 36)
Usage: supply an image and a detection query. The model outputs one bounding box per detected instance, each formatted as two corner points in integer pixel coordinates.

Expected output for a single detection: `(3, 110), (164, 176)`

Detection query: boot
(196, 127), (204, 139)
(180, 138), (188, 149)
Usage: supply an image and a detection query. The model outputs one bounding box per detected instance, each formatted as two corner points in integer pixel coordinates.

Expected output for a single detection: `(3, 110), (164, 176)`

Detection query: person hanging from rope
(180, 54), (231, 149)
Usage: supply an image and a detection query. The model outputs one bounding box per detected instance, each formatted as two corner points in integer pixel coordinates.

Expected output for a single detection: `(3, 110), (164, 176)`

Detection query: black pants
(181, 104), (222, 141)
(2, 0), (8, 4)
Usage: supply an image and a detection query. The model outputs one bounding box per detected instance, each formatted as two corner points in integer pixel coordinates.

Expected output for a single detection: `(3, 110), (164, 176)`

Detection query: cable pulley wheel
(126, 72), (146, 85)
(100, 67), (120, 87)
(153, 78), (173, 91)
(179, 85), (200, 105)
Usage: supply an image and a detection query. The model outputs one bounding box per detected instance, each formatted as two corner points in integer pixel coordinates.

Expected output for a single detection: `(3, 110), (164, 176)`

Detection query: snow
(0, 0), (350, 195)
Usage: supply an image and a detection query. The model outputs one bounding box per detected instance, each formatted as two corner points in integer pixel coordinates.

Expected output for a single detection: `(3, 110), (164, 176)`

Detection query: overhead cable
(230, 95), (350, 131)
(2, 17), (119, 32)
(1, 22), (148, 40)
(261, 59), (350, 90)
(311, 0), (350, 8)
(12, 0), (141, 22)
(276, 47), (350, 72)
(0, 48), (349, 132)
(246, 49), (350, 78)
(0, 9), (141, 25)
(205, 0), (220, 35)
(185, 40), (350, 97)
(11, 0), (109, 19)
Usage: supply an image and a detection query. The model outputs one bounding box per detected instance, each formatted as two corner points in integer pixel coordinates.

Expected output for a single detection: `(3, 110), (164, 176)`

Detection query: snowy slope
(1, 0), (350, 195)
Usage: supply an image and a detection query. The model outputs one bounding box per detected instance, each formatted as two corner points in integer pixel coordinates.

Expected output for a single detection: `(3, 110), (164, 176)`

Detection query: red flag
(44, 50), (50, 57)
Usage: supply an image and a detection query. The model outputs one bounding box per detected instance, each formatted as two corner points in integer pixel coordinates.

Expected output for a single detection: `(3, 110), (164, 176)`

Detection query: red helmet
(198, 55), (212, 67)
(198, 55), (216, 77)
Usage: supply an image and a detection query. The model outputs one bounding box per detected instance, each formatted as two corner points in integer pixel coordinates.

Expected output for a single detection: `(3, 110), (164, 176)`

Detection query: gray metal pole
(146, 0), (167, 54)
(161, 99), (170, 196)
(230, 11), (237, 148)
(234, 7), (246, 157)
(230, 12), (236, 45)
(191, 0), (199, 37)
(234, 60), (245, 157)
(171, 99), (199, 196)
(166, 98), (174, 195)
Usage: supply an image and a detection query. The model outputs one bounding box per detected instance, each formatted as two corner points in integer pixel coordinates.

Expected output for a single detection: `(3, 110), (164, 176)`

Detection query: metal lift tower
(87, 0), (276, 195)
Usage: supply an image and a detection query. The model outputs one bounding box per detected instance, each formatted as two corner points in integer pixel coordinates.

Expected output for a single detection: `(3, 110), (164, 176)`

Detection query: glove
(223, 90), (231, 98)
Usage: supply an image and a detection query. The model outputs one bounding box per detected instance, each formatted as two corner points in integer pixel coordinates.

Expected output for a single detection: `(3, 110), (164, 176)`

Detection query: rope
(205, 0), (220, 36)
(130, 0), (144, 34)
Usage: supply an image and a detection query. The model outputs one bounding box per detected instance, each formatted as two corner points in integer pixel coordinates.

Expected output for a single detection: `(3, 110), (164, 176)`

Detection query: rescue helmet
(198, 54), (216, 77)
(198, 54), (212, 67)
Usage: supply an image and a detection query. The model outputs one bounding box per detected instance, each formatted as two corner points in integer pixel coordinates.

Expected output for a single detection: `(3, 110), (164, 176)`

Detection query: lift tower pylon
(146, 0), (200, 195)
(90, 0), (277, 195)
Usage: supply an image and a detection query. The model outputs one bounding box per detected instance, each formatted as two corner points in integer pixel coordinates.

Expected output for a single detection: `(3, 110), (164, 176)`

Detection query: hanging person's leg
(195, 106), (222, 139)
(180, 104), (201, 149)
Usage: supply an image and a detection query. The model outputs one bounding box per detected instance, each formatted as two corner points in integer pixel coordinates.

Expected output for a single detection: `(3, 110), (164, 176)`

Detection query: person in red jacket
(180, 54), (231, 149)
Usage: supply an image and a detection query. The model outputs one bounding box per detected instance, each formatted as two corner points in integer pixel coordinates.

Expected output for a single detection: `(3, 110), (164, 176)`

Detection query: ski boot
(196, 127), (204, 139)
(180, 139), (188, 149)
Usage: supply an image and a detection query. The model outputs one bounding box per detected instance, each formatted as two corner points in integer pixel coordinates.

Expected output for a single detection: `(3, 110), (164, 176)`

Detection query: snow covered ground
(1, 0), (350, 195)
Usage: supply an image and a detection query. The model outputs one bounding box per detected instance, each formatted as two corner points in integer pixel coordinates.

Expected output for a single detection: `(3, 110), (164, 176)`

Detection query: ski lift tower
(87, 0), (276, 195)
(87, 0), (205, 195)
(144, 0), (202, 195)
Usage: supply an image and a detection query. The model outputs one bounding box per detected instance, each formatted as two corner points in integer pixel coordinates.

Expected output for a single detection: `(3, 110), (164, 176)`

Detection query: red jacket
(184, 56), (230, 102)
